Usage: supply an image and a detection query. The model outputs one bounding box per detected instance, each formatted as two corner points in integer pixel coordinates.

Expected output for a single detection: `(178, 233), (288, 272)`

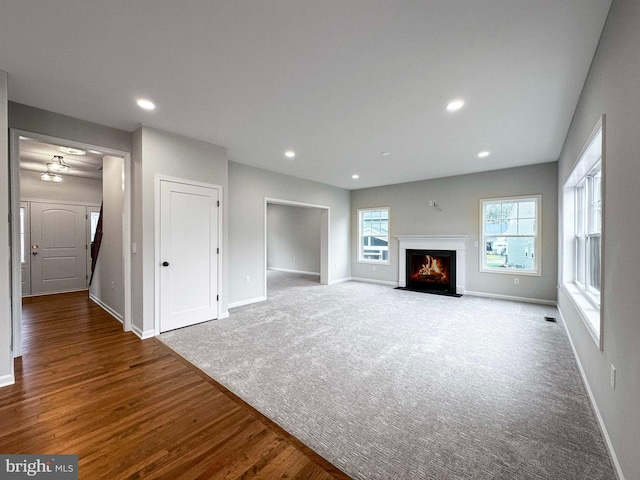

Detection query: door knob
(162, 261), (169, 267)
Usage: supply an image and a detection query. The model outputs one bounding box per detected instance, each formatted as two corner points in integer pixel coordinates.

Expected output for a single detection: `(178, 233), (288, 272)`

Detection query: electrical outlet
(111, 281), (115, 291)
(610, 365), (616, 389)
(245, 275), (250, 283)
(292, 256), (296, 262)
(372, 266), (377, 272)
(514, 278), (520, 285)
(473, 241), (478, 248)
(428, 200), (434, 206)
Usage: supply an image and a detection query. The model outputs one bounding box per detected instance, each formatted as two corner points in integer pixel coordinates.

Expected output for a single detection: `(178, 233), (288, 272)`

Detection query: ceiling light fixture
(446, 99), (465, 112)
(381, 151), (390, 156)
(41, 162), (63, 183)
(285, 150), (295, 158)
(47, 155), (71, 173)
(58, 146), (86, 155)
(136, 98), (156, 110)
(478, 151), (490, 158)
(352, 174), (359, 179)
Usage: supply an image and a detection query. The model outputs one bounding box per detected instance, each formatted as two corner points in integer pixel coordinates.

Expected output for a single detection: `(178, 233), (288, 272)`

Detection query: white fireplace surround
(397, 235), (468, 294)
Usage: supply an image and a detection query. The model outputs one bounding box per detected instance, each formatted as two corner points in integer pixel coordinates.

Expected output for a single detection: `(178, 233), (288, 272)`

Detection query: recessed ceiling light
(446, 99), (465, 112)
(381, 151), (390, 156)
(352, 174), (359, 179)
(88, 150), (102, 155)
(136, 98), (156, 110)
(478, 151), (490, 158)
(285, 150), (295, 158)
(58, 146), (86, 156)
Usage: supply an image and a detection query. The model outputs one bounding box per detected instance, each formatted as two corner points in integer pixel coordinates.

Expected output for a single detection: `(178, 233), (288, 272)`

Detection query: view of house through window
(481, 196), (541, 275)
(358, 207), (389, 263)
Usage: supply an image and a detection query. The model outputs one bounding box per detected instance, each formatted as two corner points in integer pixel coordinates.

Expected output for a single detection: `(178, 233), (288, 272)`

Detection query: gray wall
(131, 125), (228, 336)
(229, 161), (351, 306)
(556, 1), (640, 478)
(0, 71), (11, 386)
(9, 102), (131, 153)
(267, 203), (321, 274)
(351, 162), (558, 302)
(90, 156), (125, 319)
(20, 169), (102, 205)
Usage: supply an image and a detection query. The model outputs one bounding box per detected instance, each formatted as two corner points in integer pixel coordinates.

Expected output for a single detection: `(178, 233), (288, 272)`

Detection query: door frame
(9, 129), (133, 358)
(154, 175), (224, 336)
(264, 197), (330, 300)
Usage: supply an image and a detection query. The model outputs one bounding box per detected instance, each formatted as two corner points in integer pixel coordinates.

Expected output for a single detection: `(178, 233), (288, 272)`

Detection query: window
(562, 117), (604, 345)
(575, 165), (602, 302)
(358, 207), (389, 264)
(480, 195), (541, 275)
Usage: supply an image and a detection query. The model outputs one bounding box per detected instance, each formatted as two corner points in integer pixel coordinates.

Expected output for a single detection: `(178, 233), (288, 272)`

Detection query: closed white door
(159, 180), (219, 333)
(30, 202), (88, 295)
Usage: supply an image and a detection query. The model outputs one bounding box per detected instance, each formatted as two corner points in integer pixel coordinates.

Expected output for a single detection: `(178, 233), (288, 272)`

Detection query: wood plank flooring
(0, 292), (350, 479)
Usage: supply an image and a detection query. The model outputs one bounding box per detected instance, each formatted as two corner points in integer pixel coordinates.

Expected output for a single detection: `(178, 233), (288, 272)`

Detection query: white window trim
(479, 195), (542, 276)
(561, 115), (605, 349)
(357, 207), (390, 265)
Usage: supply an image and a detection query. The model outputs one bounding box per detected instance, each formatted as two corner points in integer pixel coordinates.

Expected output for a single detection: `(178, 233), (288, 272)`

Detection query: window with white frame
(480, 195), (541, 275)
(562, 117), (604, 344)
(358, 207), (389, 263)
(575, 165), (602, 302)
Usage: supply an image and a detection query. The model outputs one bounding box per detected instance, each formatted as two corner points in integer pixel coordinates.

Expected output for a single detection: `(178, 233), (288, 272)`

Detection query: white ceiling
(0, 1), (611, 189)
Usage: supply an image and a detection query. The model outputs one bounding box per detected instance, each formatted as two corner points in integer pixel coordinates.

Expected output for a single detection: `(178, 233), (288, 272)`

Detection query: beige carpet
(159, 271), (615, 480)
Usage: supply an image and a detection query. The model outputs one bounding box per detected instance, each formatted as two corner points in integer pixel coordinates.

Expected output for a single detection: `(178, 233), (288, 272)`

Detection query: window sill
(480, 267), (541, 276)
(357, 260), (390, 266)
(562, 282), (601, 349)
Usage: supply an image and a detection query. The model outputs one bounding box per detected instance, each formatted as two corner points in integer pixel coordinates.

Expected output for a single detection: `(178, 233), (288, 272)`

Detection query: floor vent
(545, 316), (557, 323)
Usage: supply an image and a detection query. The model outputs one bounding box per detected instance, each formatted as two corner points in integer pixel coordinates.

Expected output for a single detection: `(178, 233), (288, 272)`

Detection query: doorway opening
(9, 129), (132, 358)
(264, 198), (329, 300)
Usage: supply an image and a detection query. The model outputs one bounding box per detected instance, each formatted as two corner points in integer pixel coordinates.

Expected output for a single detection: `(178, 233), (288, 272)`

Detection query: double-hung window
(575, 165), (602, 303)
(480, 195), (541, 275)
(358, 207), (389, 264)
(561, 116), (604, 345)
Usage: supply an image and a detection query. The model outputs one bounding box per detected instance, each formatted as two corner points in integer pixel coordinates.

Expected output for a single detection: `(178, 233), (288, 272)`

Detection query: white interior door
(159, 180), (219, 333)
(30, 202), (88, 295)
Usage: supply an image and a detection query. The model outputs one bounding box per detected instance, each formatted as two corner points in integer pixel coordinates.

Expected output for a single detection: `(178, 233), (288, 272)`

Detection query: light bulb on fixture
(47, 155), (71, 173)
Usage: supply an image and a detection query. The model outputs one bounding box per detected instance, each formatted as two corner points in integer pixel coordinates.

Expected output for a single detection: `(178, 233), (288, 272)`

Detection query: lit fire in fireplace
(411, 255), (449, 283)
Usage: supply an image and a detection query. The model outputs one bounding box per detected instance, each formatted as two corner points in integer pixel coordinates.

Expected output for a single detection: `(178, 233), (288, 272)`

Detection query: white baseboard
(89, 294), (123, 323)
(0, 373), (15, 388)
(132, 324), (155, 340)
(219, 312), (230, 319)
(229, 296), (266, 309)
(350, 277), (399, 287)
(267, 267), (320, 276)
(329, 277), (352, 285)
(464, 290), (556, 306)
(557, 308), (625, 480)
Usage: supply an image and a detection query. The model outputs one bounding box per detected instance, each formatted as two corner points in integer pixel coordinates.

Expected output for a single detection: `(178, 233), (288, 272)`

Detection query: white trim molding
(89, 294), (124, 323)
(464, 290), (557, 306)
(0, 373), (15, 388)
(396, 235), (467, 294)
(557, 307), (626, 480)
(132, 324), (155, 340)
(351, 277), (399, 287)
(267, 267), (320, 276)
(228, 296), (266, 309)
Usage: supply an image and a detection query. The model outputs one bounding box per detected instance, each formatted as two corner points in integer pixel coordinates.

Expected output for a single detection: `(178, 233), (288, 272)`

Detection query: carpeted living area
(158, 271), (615, 479)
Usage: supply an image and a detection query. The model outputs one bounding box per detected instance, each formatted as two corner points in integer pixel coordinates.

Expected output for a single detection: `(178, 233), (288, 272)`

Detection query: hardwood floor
(0, 292), (350, 479)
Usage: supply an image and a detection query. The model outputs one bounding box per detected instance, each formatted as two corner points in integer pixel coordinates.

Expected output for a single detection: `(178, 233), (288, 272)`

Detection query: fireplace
(396, 235), (467, 295)
(406, 249), (457, 295)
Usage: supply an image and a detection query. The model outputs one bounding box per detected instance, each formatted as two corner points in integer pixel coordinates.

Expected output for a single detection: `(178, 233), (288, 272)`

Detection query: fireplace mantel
(396, 235), (468, 293)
